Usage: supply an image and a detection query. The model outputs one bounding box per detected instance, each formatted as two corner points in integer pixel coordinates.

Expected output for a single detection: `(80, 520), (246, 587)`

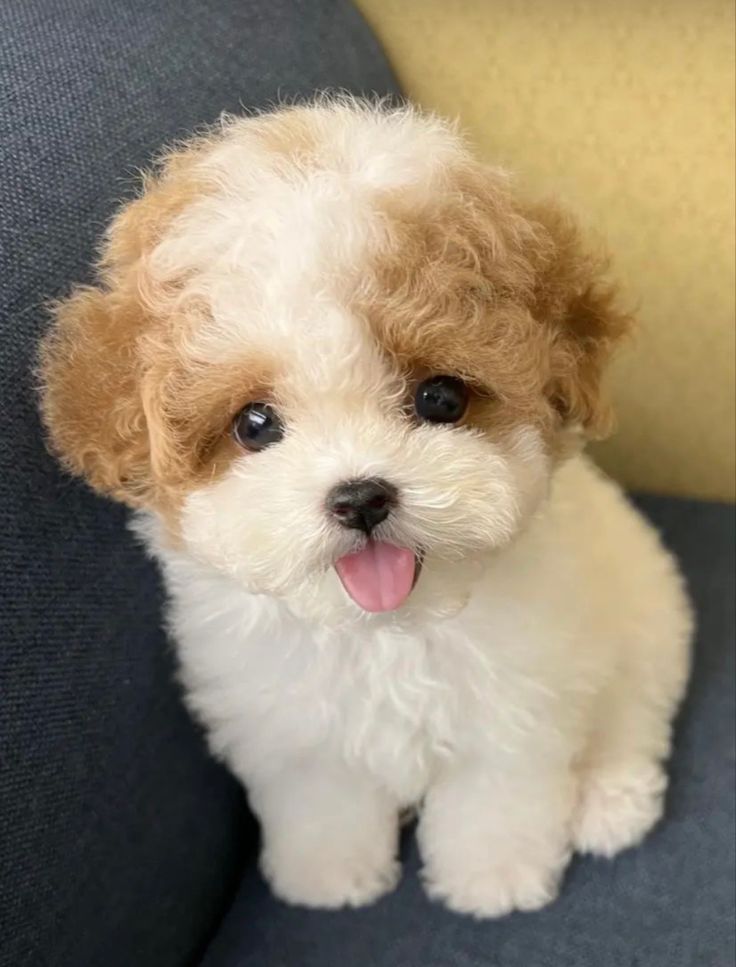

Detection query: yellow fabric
(357, 0), (735, 499)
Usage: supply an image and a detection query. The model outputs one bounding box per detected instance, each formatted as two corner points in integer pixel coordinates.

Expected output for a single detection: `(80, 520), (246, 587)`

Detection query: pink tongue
(335, 542), (416, 613)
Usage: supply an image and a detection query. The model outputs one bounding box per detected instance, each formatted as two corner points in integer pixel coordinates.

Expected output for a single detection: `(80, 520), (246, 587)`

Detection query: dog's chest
(307, 625), (463, 803)
(168, 569), (478, 805)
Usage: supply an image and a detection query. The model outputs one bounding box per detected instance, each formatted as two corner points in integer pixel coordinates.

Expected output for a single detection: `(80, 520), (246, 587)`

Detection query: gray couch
(1, 2), (733, 965)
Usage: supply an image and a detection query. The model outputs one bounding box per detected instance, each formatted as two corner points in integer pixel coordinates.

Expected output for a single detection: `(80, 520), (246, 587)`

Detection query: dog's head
(39, 100), (629, 622)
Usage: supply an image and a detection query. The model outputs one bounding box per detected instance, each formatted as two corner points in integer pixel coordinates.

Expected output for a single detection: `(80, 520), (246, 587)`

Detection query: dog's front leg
(249, 755), (401, 909)
(418, 754), (575, 918)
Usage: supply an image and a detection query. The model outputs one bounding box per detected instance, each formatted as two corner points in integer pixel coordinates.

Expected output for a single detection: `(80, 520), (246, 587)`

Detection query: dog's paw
(422, 855), (564, 919)
(573, 760), (666, 858)
(262, 846), (400, 909)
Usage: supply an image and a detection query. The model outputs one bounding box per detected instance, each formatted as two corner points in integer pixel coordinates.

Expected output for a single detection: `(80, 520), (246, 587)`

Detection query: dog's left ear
(526, 202), (633, 439)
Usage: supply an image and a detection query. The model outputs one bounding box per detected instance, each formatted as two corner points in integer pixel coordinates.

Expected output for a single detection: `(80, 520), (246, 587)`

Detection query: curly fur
(38, 98), (691, 916)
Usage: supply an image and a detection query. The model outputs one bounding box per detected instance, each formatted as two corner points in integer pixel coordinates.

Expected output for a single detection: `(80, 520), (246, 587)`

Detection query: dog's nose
(326, 478), (398, 534)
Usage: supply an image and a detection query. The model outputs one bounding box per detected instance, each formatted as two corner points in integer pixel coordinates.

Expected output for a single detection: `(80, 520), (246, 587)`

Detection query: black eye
(414, 375), (469, 424)
(232, 402), (284, 451)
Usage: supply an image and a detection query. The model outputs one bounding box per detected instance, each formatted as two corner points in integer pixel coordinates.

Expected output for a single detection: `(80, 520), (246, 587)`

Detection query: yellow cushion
(358, 0), (735, 499)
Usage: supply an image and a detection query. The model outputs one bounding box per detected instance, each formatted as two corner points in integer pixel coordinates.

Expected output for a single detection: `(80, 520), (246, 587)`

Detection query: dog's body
(40, 99), (692, 916)
(144, 454), (689, 915)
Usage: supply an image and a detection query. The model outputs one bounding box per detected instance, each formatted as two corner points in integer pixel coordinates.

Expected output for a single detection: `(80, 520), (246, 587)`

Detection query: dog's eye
(414, 376), (469, 424)
(232, 402), (284, 451)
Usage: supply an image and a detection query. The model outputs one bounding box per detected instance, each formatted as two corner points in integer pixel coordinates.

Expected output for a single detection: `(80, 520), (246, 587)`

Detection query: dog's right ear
(38, 155), (202, 506)
(38, 281), (156, 506)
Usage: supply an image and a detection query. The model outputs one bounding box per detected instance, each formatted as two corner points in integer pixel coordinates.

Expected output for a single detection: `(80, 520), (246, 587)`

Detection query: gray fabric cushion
(0, 2), (398, 965)
(202, 496), (736, 967)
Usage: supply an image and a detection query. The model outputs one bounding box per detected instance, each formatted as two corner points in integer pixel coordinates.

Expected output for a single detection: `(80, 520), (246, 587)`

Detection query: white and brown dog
(40, 99), (692, 917)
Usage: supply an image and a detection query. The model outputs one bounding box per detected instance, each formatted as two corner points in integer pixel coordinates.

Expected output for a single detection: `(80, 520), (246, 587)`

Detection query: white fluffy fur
(133, 103), (692, 917)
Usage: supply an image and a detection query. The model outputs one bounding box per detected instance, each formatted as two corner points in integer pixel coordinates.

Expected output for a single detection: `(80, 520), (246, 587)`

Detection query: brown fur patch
(356, 165), (631, 447)
(39, 138), (276, 519)
(99, 138), (213, 287)
(39, 277), (276, 514)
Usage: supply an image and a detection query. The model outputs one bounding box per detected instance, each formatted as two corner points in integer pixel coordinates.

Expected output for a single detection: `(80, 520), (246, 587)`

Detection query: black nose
(326, 478), (398, 534)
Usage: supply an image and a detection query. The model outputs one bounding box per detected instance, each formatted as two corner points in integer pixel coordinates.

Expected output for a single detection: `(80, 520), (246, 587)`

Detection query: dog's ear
(38, 163), (199, 506)
(39, 282), (157, 506)
(527, 202), (633, 438)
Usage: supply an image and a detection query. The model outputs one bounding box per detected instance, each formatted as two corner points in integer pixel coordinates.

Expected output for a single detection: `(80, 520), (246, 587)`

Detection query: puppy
(39, 99), (692, 917)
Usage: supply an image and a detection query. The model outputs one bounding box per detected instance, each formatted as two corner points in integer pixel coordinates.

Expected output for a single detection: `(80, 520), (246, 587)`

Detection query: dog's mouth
(334, 541), (423, 613)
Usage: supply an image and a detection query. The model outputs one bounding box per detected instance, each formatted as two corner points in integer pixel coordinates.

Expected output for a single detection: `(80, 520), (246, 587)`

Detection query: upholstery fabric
(357, 0), (736, 501)
(202, 496), (736, 967)
(0, 2), (398, 965)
